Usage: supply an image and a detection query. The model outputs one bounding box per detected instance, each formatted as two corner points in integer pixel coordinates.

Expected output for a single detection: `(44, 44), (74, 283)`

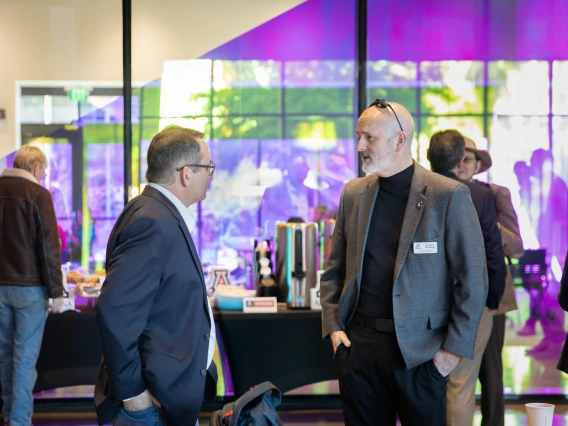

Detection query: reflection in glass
(199, 139), (262, 266)
(212, 116), (282, 139)
(20, 96), (46, 124)
(160, 60), (212, 118)
(552, 61), (568, 115)
(86, 144), (124, 265)
(284, 61), (354, 115)
(420, 61), (484, 115)
(286, 116), (353, 139)
(158, 117), (210, 137)
(212, 60), (282, 116)
(489, 116), (549, 250)
(552, 116), (568, 183)
(488, 61), (550, 115)
(367, 61), (418, 113)
(51, 96), (80, 124)
(35, 142), (73, 222)
(284, 61), (355, 88)
(79, 96), (121, 122)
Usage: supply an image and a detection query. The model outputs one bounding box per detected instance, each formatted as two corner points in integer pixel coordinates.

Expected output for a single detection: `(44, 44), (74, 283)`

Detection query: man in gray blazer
(321, 100), (488, 425)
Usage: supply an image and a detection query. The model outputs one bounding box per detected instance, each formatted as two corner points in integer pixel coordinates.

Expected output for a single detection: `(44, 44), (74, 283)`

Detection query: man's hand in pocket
(331, 330), (351, 353)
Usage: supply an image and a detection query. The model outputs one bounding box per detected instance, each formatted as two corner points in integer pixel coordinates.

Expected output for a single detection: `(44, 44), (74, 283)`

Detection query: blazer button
(201, 369), (207, 376)
(205, 333), (210, 341)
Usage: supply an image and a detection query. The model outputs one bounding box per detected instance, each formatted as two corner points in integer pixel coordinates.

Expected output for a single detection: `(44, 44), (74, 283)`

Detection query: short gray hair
(146, 125), (204, 184)
(427, 129), (465, 173)
(13, 145), (47, 173)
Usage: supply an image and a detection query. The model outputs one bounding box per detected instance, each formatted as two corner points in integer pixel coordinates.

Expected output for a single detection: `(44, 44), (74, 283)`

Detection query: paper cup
(525, 403), (554, 426)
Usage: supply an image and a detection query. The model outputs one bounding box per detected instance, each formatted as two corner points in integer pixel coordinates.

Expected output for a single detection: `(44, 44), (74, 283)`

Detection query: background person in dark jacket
(459, 137), (524, 426)
(428, 129), (507, 426)
(0, 145), (64, 426)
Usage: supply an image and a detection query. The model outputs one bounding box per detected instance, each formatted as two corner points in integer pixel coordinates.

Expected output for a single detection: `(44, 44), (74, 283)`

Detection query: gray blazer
(321, 163), (488, 369)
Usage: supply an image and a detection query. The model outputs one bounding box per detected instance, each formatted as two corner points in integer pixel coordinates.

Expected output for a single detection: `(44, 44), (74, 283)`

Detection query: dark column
(356, 0), (367, 178)
(122, 0), (132, 205)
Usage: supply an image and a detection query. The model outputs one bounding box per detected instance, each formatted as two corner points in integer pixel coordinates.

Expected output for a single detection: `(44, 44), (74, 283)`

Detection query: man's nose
(356, 139), (366, 152)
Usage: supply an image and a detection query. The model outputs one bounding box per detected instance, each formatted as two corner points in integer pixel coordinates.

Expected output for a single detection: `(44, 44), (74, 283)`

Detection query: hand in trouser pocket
(113, 404), (167, 426)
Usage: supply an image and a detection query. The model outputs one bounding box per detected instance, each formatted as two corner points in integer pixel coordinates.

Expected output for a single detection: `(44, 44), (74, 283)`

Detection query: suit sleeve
(442, 184), (488, 359)
(320, 186), (347, 339)
(96, 216), (166, 400)
(558, 251), (568, 312)
(494, 186), (524, 259)
(481, 190), (507, 309)
(35, 190), (64, 298)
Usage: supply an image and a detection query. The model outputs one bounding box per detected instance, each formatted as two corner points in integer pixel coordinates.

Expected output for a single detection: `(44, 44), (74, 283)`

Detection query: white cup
(525, 403), (555, 426)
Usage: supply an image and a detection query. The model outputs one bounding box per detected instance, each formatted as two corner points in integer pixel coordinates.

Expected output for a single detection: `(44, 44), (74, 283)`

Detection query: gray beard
(362, 153), (396, 174)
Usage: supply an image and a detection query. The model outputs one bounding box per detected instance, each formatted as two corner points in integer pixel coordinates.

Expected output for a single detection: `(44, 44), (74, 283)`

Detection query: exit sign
(64, 86), (92, 103)
(67, 88), (89, 102)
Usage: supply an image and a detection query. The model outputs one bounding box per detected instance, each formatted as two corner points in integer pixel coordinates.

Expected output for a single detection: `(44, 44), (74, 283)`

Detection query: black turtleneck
(356, 163), (415, 319)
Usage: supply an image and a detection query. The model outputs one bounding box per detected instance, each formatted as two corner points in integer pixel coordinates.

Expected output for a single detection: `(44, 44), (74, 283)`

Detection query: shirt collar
(148, 182), (191, 221)
(436, 170), (458, 179)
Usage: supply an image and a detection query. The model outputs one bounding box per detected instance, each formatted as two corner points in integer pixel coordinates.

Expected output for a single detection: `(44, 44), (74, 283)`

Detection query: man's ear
(456, 156), (466, 169)
(180, 167), (192, 188)
(396, 132), (408, 152)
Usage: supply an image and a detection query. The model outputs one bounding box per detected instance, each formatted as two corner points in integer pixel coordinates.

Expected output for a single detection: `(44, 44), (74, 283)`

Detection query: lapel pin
(416, 201), (423, 209)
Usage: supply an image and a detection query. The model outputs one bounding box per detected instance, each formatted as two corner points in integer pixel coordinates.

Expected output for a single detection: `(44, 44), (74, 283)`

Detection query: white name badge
(413, 242), (438, 254)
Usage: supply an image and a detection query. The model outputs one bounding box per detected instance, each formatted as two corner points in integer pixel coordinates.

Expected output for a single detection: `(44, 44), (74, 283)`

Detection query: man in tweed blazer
(321, 101), (488, 425)
(458, 137), (524, 426)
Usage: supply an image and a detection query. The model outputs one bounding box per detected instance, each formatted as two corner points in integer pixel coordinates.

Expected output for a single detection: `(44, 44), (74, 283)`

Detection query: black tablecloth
(35, 311), (102, 392)
(215, 309), (337, 397)
(26, 309), (336, 398)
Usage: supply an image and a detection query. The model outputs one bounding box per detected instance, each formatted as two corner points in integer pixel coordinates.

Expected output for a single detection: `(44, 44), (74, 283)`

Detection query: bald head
(356, 101), (415, 177)
(361, 102), (415, 150)
(389, 102), (415, 146)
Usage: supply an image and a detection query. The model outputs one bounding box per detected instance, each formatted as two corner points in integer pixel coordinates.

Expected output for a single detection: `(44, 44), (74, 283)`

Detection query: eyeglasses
(463, 154), (479, 165)
(176, 161), (216, 177)
(368, 99), (403, 132)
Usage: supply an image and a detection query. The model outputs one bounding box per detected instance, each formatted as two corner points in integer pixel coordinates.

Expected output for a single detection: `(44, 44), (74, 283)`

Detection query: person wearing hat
(458, 137), (524, 426)
(428, 130), (507, 426)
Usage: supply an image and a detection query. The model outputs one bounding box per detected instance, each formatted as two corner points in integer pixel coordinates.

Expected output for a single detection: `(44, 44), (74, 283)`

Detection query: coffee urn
(276, 220), (318, 309)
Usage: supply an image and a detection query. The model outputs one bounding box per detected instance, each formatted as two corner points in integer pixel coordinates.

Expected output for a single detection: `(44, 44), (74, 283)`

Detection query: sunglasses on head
(368, 99), (403, 132)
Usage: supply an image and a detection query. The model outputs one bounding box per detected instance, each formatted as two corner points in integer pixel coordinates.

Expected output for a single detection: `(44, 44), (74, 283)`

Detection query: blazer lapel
(357, 175), (380, 285)
(177, 219), (206, 287)
(142, 186), (205, 286)
(393, 163), (428, 287)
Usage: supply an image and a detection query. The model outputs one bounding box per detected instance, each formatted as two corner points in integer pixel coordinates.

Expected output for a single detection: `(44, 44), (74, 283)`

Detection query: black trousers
(479, 313), (506, 426)
(335, 318), (448, 426)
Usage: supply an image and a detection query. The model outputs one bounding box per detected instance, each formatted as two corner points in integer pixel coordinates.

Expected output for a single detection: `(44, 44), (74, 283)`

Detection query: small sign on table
(243, 297), (278, 313)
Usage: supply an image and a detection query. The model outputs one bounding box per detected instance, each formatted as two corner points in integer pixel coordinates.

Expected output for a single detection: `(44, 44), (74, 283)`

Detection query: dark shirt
(357, 164), (415, 319)
(438, 171), (506, 309)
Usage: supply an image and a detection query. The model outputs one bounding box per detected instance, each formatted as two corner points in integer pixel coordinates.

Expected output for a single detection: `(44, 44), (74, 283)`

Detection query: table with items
(30, 309), (336, 398)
